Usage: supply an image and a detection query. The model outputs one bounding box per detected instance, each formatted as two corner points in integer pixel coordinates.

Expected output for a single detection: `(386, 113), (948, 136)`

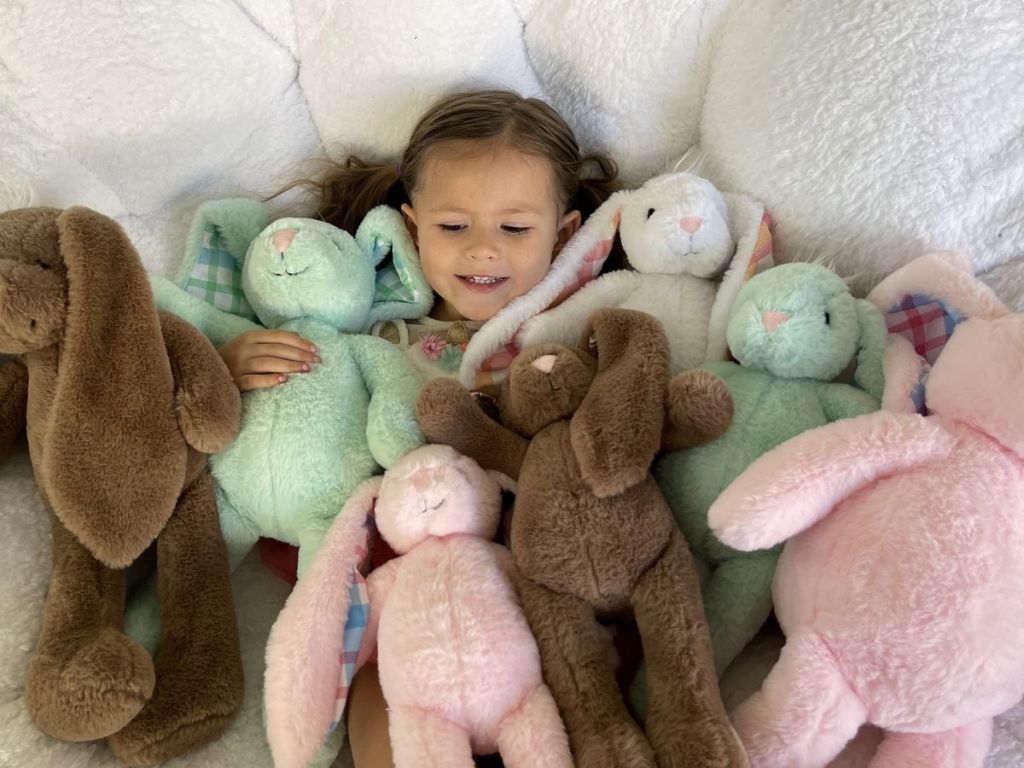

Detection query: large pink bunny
(266, 443), (572, 768)
(706, 253), (1024, 768)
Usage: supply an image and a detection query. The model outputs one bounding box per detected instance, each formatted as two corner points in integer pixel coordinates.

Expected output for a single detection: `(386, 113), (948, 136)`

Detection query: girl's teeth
(466, 276), (502, 284)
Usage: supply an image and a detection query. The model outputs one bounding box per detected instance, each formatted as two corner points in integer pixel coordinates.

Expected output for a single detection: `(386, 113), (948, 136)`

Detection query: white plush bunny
(461, 172), (771, 384)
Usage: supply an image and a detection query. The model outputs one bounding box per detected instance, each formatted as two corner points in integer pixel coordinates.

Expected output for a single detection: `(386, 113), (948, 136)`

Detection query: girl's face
(402, 142), (581, 322)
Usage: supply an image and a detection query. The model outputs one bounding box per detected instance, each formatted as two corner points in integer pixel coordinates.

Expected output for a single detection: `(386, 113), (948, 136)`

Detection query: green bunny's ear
(852, 298), (887, 401)
(173, 198), (269, 322)
(357, 206), (433, 327)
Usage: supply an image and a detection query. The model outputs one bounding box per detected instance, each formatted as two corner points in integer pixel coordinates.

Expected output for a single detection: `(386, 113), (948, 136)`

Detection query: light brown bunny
(418, 308), (748, 768)
(0, 206), (244, 765)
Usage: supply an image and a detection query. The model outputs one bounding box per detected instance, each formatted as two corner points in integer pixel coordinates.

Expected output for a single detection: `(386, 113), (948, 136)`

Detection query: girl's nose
(465, 233), (499, 261)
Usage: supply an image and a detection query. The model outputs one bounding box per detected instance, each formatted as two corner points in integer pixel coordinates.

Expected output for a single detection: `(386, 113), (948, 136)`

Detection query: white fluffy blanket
(2, 0), (1023, 766)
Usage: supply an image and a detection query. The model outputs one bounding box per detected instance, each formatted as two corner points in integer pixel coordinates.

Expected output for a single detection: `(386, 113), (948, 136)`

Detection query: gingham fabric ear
(883, 293), (961, 413)
(182, 223), (258, 321)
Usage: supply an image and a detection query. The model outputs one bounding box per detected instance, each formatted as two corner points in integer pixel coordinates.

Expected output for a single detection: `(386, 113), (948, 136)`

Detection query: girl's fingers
(236, 373), (289, 392)
(240, 356), (313, 376)
(252, 330), (318, 353)
(250, 343), (321, 364)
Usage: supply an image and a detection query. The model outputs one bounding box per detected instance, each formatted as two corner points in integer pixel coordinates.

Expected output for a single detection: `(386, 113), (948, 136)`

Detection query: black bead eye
(646, 208), (655, 219)
(35, 259), (51, 270)
(824, 312), (831, 326)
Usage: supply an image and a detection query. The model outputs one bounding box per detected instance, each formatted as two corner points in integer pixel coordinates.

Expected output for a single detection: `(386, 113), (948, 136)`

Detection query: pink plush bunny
(706, 253), (1024, 768)
(266, 443), (572, 768)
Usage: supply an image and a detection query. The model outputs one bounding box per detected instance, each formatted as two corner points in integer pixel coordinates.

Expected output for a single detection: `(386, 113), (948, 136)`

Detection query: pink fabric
(708, 285), (1024, 767)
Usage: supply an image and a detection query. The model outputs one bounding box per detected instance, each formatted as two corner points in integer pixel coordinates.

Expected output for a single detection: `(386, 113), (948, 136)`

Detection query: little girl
(221, 89), (619, 767)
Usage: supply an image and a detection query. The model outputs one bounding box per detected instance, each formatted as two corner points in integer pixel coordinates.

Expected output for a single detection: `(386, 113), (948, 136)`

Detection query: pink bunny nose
(679, 216), (704, 234)
(411, 467), (437, 494)
(761, 311), (791, 332)
(531, 354), (558, 374)
(271, 228), (298, 253)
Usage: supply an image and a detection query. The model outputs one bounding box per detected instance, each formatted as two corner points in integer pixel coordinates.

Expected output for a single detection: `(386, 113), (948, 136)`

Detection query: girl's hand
(218, 330), (320, 392)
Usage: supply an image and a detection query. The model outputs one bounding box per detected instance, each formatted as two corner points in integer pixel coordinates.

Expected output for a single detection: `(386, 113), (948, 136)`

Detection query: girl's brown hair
(294, 89), (619, 235)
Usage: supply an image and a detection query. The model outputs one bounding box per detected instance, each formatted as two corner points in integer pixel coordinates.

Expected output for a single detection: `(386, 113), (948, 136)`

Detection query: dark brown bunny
(0, 206), (244, 766)
(418, 308), (747, 768)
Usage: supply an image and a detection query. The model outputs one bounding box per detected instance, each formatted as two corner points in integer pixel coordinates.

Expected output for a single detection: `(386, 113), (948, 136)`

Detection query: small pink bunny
(707, 253), (1024, 768)
(266, 443), (572, 768)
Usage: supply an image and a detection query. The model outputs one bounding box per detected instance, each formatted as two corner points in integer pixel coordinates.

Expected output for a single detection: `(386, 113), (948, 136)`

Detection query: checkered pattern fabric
(884, 293), (962, 413)
(328, 512), (376, 735)
(184, 229), (258, 320)
(885, 293), (960, 365)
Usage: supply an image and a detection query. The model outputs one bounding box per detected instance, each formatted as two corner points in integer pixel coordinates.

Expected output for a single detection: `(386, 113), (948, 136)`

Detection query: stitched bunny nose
(761, 311), (791, 332)
(531, 354), (558, 374)
(271, 228), (298, 253)
(679, 216), (704, 234)
(411, 468), (437, 494)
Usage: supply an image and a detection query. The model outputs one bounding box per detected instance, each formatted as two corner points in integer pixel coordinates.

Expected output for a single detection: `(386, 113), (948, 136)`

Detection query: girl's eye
(502, 225), (531, 235)
(824, 312), (831, 326)
(439, 224), (466, 233)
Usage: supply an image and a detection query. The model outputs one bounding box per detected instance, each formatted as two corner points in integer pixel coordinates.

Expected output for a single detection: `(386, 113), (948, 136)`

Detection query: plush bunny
(459, 172), (773, 390)
(0, 206), (244, 765)
(148, 202), (427, 576)
(418, 308), (747, 768)
(706, 253), (1024, 768)
(264, 444), (573, 768)
(648, 263), (885, 686)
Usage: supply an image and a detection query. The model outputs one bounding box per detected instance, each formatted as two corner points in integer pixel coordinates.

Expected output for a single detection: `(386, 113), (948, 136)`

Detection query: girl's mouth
(458, 275), (508, 292)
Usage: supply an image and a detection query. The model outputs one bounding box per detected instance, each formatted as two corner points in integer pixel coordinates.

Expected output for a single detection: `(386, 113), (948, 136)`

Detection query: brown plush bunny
(0, 206), (245, 765)
(418, 307), (748, 768)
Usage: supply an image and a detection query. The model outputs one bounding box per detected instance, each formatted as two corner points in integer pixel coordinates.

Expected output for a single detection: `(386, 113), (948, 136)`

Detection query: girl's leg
(347, 664), (395, 768)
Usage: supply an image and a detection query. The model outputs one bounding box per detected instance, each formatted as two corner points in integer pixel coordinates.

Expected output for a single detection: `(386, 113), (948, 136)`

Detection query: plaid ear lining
(884, 293), (961, 414)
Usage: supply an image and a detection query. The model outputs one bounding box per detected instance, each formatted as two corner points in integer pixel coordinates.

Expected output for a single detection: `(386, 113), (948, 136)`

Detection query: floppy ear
(42, 207), (186, 569)
(265, 475), (384, 768)
(570, 308), (668, 498)
(357, 205), (433, 327)
(852, 298), (888, 401)
(458, 189), (628, 389)
(176, 198), (268, 278)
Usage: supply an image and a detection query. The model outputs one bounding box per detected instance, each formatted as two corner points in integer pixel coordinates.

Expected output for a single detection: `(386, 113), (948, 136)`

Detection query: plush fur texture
(149, 204), (425, 577)
(708, 256), (1024, 768)
(649, 263), (885, 686)
(419, 308), (747, 768)
(0, 207), (244, 765)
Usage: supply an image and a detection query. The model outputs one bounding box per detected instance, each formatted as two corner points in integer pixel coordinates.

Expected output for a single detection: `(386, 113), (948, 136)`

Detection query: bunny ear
(357, 206), (433, 328)
(459, 189), (630, 389)
(265, 475), (384, 768)
(868, 252), (1009, 368)
(173, 198), (267, 322)
(43, 207), (186, 568)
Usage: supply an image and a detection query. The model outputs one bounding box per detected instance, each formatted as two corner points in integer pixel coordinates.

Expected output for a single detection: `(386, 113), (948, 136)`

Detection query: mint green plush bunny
(632, 262), (886, 717)
(148, 202), (429, 576)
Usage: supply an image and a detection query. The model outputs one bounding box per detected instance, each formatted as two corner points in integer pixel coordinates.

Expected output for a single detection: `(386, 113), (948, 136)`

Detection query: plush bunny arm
(265, 476), (383, 768)
(417, 378), (528, 481)
(349, 335), (425, 469)
(149, 274), (261, 348)
(709, 411), (955, 552)
(0, 358), (28, 462)
(519, 271), (642, 350)
(364, 558), (402, 657)
(662, 367), (735, 451)
(819, 381), (880, 423)
(158, 311), (241, 454)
